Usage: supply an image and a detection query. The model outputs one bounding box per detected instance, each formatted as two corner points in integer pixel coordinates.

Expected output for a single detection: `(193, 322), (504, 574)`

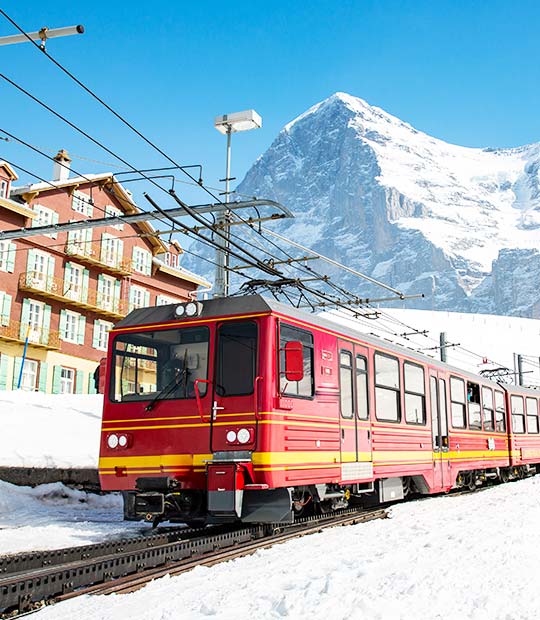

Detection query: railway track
(0, 507), (387, 617)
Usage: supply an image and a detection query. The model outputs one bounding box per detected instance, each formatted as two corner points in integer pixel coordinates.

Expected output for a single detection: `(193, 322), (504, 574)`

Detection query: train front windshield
(110, 326), (210, 403)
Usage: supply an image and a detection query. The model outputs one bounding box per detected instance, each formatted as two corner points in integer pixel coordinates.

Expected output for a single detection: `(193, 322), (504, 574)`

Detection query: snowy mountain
(235, 92), (540, 317)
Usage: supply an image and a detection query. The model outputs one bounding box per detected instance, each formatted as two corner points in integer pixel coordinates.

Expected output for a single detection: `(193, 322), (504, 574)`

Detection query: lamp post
(214, 109), (262, 298)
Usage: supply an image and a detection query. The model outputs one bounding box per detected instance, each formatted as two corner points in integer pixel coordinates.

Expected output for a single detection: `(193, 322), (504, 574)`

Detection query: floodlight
(214, 110), (262, 134)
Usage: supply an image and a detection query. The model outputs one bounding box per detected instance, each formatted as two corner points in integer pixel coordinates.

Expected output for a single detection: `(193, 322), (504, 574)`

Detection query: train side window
(450, 377), (466, 428)
(482, 387), (494, 432)
(467, 382), (481, 430)
(526, 398), (539, 434)
(339, 351), (354, 419)
(511, 395), (525, 433)
(279, 324), (314, 398)
(404, 362), (425, 425)
(494, 391), (506, 432)
(439, 378), (448, 439)
(374, 352), (400, 422)
(356, 355), (369, 420)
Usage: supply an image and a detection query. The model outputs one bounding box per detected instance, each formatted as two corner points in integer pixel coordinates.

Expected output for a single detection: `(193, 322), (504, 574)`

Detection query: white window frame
(0, 240), (12, 272)
(59, 367), (75, 394)
(105, 205), (124, 230)
(20, 359), (38, 391)
(156, 294), (180, 306)
(65, 263), (84, 301)
(133, 246), (152, 275)
(99, 274), (116, 311)
(28, 250), (49, 287)
(130, 285), (146, 310)
(72, 190), (93, 216)
(63, 310), (80, 343)
(164, 252), (179, 269)
(94, 319), (113, 351)
(27, 299), (45, 343)
(0, 179), (7, 199)
(32, 204), (58, 238)
(101, 233), (120, 267)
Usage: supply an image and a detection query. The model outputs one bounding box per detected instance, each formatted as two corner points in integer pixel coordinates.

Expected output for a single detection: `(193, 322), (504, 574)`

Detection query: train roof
(114, 295), (537, 395)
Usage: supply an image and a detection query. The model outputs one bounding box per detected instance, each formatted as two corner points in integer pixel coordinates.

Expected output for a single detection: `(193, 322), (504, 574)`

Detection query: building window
(67, 227), (93, 256)
(279, 323), (314, 398)
(27, 249), (53, 288)
(129, 285), (150, 311)
(93, 319), (113, 351)
(105, 205), (124, 230)
(28, 299), (44, 334)
(20, 359), (38, 391)
(511, 395), (525, 433)
(60, 310), (85, 344)
(100, 233), (124, 268)
(0, 179), (7, 198)
(72, 191), (93, 216)
(64, 263), (85, 301)
(60, 367), (75, 394)
(0, 240), (15, 273)
(404, 362), (426, 424)
(374, 353), (400, 422)
(0, 291), (12, 326)
(31, 204), (58, 238)
(450, 377), (466, 428)
(156, 294), (180, 306)
(164, 252), (179, 269)
(132, 246), (152, 275)
(97, 274), (118, 311)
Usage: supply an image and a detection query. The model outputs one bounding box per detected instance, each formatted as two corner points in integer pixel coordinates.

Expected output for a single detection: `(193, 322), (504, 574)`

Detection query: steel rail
(0, 508), (386, 616)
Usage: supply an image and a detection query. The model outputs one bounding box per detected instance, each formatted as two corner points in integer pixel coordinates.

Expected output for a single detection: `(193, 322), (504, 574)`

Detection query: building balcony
(0, 321), (60, 349)
(64, 241), (133, 276)
(19, 272), (128, 319)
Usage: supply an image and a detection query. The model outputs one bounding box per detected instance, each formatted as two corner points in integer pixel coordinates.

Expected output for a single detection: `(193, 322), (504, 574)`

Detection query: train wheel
(467, 472), (476, 492)
(500, 468), (510, 484)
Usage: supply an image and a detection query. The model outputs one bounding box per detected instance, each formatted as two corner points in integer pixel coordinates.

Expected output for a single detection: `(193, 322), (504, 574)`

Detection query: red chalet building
(0, 150), (210, 394)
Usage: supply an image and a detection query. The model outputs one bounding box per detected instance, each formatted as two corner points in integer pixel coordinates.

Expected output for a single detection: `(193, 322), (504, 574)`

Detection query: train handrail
(194, 379), (211, 423)
(254, 375), (263, 421)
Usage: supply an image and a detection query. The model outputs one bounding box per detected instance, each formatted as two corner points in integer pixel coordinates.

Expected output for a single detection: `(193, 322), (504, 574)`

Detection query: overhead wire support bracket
(0, 198), (292, 242)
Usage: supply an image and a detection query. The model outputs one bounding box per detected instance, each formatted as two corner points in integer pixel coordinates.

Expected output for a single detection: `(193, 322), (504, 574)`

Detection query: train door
(210, 320), (259, 453)
(354, 344), (372, 465)
(338, 340), (372, 480)
(430, 373), (451, 489)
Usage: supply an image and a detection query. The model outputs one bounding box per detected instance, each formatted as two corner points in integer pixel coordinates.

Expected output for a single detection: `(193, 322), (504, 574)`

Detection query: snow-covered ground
(30, 476), (540, 620)
(0, 481), (143, 554)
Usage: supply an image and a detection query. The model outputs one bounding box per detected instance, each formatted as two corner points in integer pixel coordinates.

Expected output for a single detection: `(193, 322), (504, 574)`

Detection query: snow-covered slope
(237, 93), (540, 317)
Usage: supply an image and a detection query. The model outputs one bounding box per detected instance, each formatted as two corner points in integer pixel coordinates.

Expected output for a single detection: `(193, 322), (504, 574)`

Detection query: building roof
(0, 161), (18, 181)
(152, 256), (212, 288)
(11, 172), (168, 254)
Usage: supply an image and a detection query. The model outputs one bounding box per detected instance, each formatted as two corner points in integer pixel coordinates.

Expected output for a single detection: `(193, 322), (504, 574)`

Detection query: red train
(98, 295), (540, 525)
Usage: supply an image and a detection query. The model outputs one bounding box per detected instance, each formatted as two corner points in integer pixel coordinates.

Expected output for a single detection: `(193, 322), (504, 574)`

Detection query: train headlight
(118, 434), (128, 448)
(174, 304), (185, 318)
(226, 430), (237, 443)
(107, 434), (119, 449)
(237, 428), (251, 444)
(185, 302), (199, 317)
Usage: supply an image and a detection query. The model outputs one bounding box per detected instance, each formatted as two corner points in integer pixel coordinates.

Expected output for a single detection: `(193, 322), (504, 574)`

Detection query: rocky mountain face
(230, 93), (540, 317)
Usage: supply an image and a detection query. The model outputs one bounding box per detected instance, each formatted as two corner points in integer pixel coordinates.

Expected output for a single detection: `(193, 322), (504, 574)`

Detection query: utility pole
(439, 332), (447, 363)
(214, 110), (262, 298)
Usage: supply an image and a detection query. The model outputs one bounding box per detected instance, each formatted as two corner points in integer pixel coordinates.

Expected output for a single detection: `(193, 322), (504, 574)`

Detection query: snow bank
(32, 476), (540, 620)
(0, 480), (142, 554)
(0, 391), (102, 469)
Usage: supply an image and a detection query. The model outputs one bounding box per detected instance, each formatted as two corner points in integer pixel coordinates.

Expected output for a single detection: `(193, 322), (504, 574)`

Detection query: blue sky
(2, 0), (540, 206)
